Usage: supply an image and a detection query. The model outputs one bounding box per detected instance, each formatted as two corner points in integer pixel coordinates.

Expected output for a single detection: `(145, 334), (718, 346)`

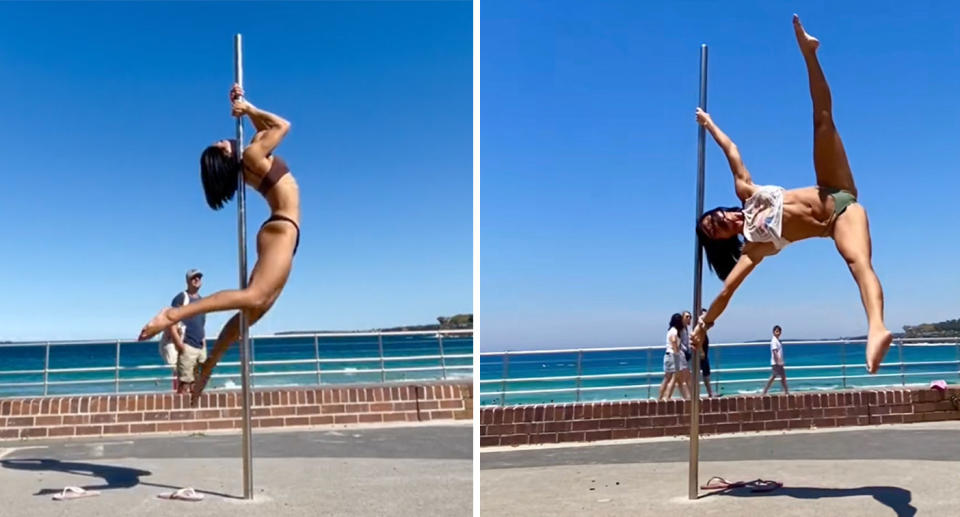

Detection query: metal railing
(0, 329), (473, 398)
(479, 337), (960, 406)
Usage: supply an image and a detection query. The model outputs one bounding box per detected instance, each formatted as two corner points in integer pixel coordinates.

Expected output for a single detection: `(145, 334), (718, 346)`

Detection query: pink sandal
(702, 476), (781, 492)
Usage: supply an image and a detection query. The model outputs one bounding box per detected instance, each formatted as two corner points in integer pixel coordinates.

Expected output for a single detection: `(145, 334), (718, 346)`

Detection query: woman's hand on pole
(695, 107), (712, 127)
(230, 84), (245, 102)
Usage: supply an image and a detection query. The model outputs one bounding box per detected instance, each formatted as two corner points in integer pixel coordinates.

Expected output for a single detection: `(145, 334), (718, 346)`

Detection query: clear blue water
(0, 334), (473, 397)
(479, 341), (960, 406)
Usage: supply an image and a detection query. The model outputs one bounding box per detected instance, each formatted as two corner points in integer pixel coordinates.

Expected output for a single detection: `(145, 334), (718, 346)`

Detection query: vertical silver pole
(234, 33), (254, 501)
(689, 43), (708, 501)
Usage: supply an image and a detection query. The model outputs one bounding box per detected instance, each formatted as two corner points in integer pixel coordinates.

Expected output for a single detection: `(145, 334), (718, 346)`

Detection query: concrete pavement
(0, 422), (472, 517)
(480, 421), (960, 516)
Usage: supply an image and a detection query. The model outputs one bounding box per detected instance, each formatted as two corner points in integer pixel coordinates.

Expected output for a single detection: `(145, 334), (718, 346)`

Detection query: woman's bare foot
(866, 328), (893, 374)
(138, 307), (174, 341)
(793, 14), (820, 55)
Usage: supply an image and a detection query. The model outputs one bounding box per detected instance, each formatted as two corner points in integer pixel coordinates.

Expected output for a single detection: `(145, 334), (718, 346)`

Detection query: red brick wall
(0, 382), (472, 440)
(480, 387), (960, 447)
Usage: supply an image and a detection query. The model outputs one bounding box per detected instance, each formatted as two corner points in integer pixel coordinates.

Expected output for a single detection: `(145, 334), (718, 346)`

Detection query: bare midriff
(780, 186), (837, 241)
(243, 167), (301, 224)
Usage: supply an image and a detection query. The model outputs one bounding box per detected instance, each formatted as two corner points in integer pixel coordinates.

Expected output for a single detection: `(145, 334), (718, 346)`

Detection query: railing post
(955, 339), (959, 384)
(646, 348), (652, 400)
(314, 335), (322, 387)
(714, 346), (721, 397)
(500, 352), (510, 407)
(897, 338), (906, 386)
(575, 350), (583, 402)
(840, 339), (847, 389)
(378, 332), (386, 383)
(438, 333), (447, 380)
(43, 342), (50, 396)
(115, 340), (121, 394)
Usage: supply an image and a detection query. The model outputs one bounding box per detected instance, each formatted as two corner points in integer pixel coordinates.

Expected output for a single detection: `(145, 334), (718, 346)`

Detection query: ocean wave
(736, 384), (841, 395)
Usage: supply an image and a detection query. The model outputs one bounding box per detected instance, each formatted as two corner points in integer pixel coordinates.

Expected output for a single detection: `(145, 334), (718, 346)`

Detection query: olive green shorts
(823, 187), (857, 235)
(829, 188), (857, 217)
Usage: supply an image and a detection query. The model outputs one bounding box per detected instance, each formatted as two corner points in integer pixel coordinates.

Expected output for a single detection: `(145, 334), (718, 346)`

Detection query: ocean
(479, 339), (960, 406)
(0, 332), (473, 398)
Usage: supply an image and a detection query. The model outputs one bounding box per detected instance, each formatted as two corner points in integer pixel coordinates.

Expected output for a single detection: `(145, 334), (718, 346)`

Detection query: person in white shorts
(762, 325), (789, 395)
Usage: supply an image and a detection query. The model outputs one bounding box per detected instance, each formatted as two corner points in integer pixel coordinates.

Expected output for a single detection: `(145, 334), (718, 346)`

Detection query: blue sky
(480, 1), (960, 351)
(0, 2), (471, 341)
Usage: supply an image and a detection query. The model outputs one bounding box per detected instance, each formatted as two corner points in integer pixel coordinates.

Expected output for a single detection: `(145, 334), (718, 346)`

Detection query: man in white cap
(162, 269), (207, 394)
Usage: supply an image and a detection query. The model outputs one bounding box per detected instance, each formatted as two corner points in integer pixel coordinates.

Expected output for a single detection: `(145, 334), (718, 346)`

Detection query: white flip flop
(53, 486), (101, 501)
(157, 487), (204, 502)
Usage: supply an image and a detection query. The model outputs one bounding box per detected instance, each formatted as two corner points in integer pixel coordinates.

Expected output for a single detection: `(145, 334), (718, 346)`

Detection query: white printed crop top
(742, 185), (791, 250)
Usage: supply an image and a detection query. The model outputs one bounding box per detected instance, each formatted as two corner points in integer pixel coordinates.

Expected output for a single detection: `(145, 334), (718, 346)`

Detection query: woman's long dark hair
(696, 206), (744, 281)
(669, 313), (684, 334)
(200, 141), (241, 210)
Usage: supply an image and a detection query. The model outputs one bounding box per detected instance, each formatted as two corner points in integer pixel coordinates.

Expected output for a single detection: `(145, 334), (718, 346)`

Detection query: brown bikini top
(255, 154), (290, 196)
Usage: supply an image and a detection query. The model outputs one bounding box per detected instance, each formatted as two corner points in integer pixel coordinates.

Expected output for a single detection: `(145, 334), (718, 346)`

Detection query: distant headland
(273, 313), (474, 335)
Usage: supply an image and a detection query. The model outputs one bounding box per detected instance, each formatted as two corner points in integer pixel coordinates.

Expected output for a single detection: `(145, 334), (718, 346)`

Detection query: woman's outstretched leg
(794, 14), (857, 196)
(138, 288), (263, 341)
(138, 222), (296, 341)
(832, 204), (892, 373)
(183, 223), (295, 403)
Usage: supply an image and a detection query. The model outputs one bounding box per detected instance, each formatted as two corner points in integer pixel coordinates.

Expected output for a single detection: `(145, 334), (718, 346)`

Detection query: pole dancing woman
(138, 84), (300, 404)
(691, 15), (892, 373)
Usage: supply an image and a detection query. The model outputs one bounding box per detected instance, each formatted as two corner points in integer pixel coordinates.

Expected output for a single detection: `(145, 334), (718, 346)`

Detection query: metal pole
(688, 43), (708, 501)
(234, 33), (254, 501)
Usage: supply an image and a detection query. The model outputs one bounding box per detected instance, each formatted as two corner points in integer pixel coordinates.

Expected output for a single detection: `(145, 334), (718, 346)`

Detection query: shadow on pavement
(1, 458), (237, 499)
(702, 484), (915, 517)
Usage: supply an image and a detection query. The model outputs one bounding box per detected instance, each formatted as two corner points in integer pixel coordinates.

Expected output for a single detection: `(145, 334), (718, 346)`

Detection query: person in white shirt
(658, 313), (692, 400)
(762, 325), (789, 395)
(673, 311), (697, 399)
